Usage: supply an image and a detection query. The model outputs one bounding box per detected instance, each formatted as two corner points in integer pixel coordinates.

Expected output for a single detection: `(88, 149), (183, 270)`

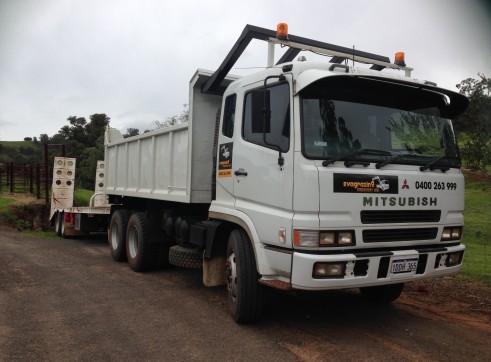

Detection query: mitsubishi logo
(402, 179), (410, 189)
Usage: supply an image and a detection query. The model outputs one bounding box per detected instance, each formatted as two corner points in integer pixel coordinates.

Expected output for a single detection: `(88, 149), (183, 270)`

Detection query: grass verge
(461, 173), (491, 285)
(74, 188), (95, 206)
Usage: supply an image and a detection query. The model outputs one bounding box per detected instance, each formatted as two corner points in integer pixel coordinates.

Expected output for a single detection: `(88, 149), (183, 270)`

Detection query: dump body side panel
(104, 69), (239, 204)
(105, 124), (191, 203)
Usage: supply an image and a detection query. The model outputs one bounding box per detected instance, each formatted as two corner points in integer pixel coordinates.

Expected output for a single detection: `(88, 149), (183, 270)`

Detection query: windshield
(300, 77), (460, 168)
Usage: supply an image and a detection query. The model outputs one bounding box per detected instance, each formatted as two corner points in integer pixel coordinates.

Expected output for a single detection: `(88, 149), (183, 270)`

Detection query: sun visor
(295, 72), (469, 118)
(295, 69), (333, 95)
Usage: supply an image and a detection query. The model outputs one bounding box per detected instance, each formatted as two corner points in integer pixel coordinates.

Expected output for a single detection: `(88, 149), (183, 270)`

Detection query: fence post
(9, 162), (14, 193)
(44, 145), (49, 205)
(36, 164), (41, 199)
(29, 164), (34, 194)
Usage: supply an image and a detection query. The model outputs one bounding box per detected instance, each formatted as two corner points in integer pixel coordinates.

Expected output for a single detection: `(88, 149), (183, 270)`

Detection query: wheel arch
(208, 210), (265, 275)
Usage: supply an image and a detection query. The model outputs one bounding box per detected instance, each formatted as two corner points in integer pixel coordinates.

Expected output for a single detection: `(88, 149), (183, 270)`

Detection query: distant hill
(0, 140), (43, 166)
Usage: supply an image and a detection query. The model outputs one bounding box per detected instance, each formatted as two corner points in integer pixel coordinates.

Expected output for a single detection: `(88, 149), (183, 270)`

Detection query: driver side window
(242, 82), (290, 152)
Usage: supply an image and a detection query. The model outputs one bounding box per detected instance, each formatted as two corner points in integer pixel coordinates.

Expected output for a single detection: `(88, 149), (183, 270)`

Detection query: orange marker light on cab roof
(394, 52), (406, 67)
(276, 23), (289, 41)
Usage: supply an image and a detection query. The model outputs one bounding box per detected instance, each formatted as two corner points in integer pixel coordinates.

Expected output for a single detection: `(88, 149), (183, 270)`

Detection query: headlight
(319, 231), (336, 245)
(294, 230), (355, 248)
(338, 231), (353, 245)
(441, 226), (463, 241)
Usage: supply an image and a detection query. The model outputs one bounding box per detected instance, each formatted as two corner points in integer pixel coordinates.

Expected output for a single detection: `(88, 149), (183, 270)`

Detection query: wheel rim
(110, 222), (119, 250)
(225, 251), (238, 302)
(128, 225), (139, 259)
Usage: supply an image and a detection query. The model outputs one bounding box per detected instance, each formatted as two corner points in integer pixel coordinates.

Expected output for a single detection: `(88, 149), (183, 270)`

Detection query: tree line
(455, 74), (491, 172)
(30, 105), (189, 189)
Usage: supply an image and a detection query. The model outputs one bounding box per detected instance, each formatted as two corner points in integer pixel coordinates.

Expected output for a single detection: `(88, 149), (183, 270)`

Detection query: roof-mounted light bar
(201, 23), (413, 95)
(268, 37), (413, 77)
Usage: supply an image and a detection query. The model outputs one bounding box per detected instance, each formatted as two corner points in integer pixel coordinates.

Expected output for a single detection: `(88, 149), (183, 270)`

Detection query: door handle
(234, 168), (248, 176)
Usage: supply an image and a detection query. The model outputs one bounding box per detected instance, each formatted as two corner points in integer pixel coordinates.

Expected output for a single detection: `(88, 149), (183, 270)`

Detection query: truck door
(231, 80), (294, 247)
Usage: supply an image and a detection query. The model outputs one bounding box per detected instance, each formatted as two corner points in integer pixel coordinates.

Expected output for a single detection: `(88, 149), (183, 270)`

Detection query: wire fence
(0, 163), (52, 203)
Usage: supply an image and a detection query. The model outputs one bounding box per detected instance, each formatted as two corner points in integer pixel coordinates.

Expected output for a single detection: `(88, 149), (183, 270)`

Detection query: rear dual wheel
(126, 212), (159, 271)
(108, 210), (129, 262)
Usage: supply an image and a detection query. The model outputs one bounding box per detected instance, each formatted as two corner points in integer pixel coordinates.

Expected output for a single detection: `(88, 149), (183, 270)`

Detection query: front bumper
(290, 244), (465, 290)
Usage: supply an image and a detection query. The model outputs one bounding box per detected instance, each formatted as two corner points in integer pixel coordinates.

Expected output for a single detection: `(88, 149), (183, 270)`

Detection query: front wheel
(359, 283), (405, 302)
(225, 229), (263, 323)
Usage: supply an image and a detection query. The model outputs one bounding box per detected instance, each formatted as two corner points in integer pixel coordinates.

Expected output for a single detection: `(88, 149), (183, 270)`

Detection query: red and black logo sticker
(333, 173), (398, 194)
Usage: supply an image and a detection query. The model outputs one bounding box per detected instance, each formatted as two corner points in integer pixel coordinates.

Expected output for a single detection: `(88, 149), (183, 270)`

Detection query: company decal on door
(218, 142), (233, 178)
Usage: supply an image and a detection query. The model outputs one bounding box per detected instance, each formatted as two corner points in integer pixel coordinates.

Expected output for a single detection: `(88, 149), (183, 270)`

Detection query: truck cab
(206, 24), (468, 321)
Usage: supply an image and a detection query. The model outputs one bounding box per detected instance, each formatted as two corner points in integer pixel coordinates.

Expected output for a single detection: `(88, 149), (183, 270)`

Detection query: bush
(461, 138), (491, 172)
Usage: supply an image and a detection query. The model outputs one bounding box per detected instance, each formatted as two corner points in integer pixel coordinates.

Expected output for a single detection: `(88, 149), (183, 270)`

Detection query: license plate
(390, 257), (418, 274)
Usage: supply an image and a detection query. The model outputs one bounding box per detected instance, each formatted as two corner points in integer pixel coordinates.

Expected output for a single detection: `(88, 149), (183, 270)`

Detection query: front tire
(108, 210), (129, 262)
(225, 229), (263, 323)
(360, 283), (405, 302)
(126, 212), (157, 271)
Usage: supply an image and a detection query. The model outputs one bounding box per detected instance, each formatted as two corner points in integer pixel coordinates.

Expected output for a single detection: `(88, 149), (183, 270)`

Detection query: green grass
(74, 188), (95, 206)
(22, 230), (58, 238)
(0, 197), (15, 212)
(0, 140), (42, 163)
(0, 196), (18, 227)
(461, 173), (491, 285)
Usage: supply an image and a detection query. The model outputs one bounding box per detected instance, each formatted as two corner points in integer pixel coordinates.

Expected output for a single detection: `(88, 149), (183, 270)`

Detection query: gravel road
(1, 230), (490, 361)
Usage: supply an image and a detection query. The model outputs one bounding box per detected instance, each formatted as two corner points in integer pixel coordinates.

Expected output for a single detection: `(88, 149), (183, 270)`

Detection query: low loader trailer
(51, 23), (469, 323)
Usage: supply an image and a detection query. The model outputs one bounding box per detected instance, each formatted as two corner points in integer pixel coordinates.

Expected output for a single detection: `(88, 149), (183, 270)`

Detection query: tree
(455, 74), (491, 171)
(123, 128), (140, 138)
(455, 74), (491, 135)
(86, 114), (110, 147)
(153, 104), (189, 129)
(39, 134), (49, 144)
(24, 137), (32, 141)
(79, 147), (104, 189)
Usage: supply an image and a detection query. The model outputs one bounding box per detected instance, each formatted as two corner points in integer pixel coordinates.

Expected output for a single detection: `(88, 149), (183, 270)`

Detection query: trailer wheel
(225, 229), (263, 323)
(54, 212), (63, 236)
(126, 212), (157, 271)
(168, 245), (202, 269)
(359, 283), (405, 302)
(108, 210), (129, 262)
(60, 213), (69, 239)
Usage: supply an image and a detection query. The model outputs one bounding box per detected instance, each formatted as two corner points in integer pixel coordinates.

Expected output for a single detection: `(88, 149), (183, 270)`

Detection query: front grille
(363, 228), (438, 243)
(361, 210), (441, 224)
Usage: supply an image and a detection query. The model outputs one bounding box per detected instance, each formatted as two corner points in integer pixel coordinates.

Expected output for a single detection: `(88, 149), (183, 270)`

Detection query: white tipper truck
(52, 23), (469, 323)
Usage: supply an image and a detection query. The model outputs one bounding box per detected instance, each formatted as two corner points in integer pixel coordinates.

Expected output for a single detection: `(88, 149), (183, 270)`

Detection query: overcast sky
(1, 0), (490, 141)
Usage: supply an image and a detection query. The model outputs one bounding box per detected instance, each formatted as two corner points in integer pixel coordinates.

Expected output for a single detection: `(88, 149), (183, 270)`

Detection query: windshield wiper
(420, 156), (450, 172)
(376, 154), (407, 169)
(322, 149), (392, 167)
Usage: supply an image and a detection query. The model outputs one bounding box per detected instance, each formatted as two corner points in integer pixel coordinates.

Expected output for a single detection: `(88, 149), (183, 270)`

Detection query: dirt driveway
(0, 230), (490, 361)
